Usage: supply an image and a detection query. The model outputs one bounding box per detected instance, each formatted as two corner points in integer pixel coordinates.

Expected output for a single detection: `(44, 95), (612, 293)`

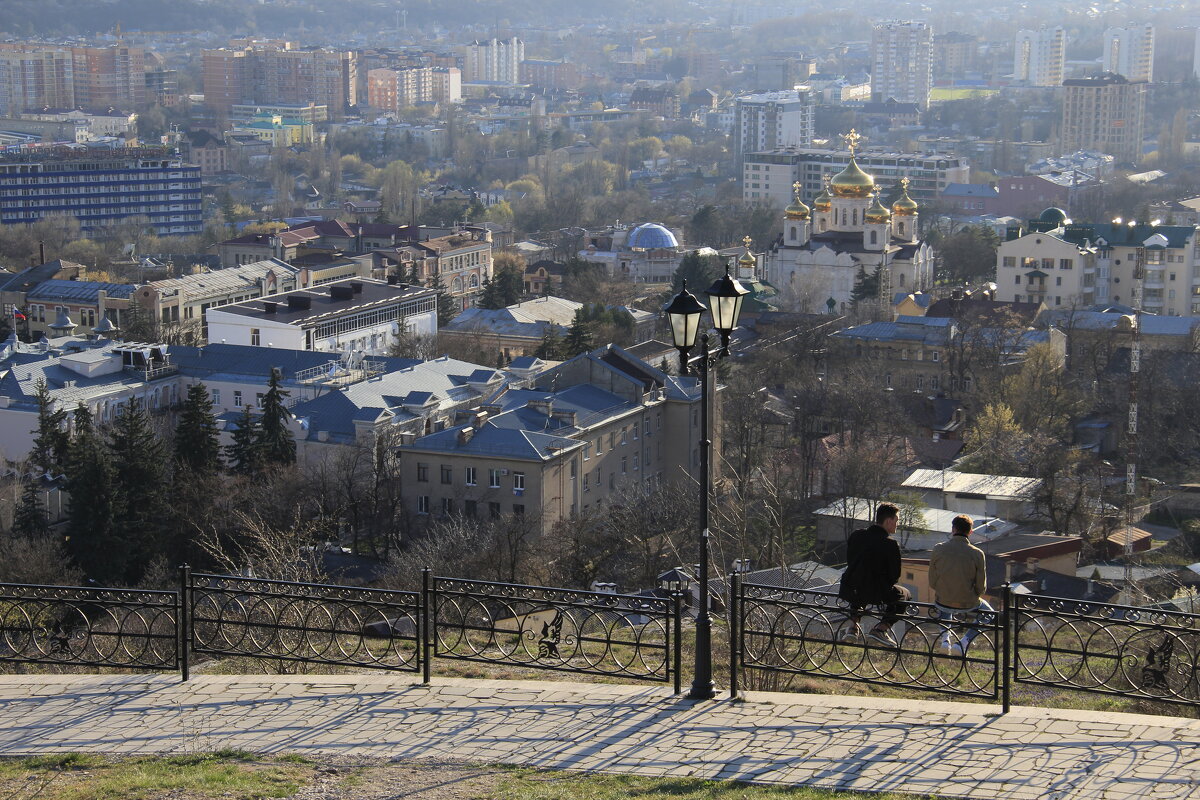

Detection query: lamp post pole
(690, 332), (716, 700)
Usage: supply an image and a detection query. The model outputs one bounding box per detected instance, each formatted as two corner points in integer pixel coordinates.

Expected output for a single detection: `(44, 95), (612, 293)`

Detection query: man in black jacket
(837, 502), (911, 647)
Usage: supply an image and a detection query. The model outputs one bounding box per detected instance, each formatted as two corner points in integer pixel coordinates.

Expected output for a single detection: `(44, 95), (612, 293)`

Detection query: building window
(489, 502), (501, 518)
(417, 496), (429, 514)
(931, 351), (940, 362)
(417, 463), (429, 482)
(633, 454), (639, 471)
(465, 466), (476, 485)
(885, 374), (892, 387)
(513, 472), (525, 490)
(440, 465), (452, 484)
(583, 443), (591, 460)
(513, 504), (525, 516)
(609, 473), (615, 490)
(489, 469), (501, 488)
(233, 390), (243, 407)
(442, 498), (453, 516)
(1059, 259), (1073, 270)
(1015, 275), (1022, 285)
(595, 437), (603, 455)
(621, 456), (627, 474)
(250, 328), (261, 346)
(1056, 277), (1062, 286)
(465, 500), (477, 518)
(1003, 256), (1016, 267)
(583, 473), (590, 492)
(211, 389), (220, 405)
(632, 422), (638, 440)
(620, 428), (627, 445)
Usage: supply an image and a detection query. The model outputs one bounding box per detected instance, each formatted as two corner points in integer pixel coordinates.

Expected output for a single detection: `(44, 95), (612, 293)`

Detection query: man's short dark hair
(952, 514), (973, 536)
(875, 503), (900, 524)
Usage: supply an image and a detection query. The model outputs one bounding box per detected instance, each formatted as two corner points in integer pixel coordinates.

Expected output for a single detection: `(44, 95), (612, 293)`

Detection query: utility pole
(1125, 244), (1144, 602)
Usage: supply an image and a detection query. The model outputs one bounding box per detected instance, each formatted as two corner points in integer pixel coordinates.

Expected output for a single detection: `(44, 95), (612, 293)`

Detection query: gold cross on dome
(900, 175), (910, 192)
(841, 128), (862, 156)
(743, 235), (753, 250)
(792, 180), (802, 197)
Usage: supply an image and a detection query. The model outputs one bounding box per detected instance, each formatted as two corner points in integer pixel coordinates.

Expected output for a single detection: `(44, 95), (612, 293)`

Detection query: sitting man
(928, 514), (994, 657)
(838, 502), (911, 647)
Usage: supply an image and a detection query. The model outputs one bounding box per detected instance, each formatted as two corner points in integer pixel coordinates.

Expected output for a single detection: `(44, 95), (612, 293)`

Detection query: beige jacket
(928, 535), (987, 609)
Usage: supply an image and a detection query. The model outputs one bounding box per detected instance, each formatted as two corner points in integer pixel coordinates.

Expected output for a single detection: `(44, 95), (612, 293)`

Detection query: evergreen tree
(563, 311), (595, 356)
(226, 405), (263, 476)
(175, 384), (222, 475)
(29, 378), (69, 475)
(672, 251), (722, 294)
(65, 404), (121, 583)
(477, 275), (506, 309)
(430, 273), (459, 325)
(108, 397), (173, 582)
(534, 324), (564, 360)
(257, 369), (296, 467)
(12, 479), (48, 538)
(493, 265), (524, 306)
(850, 265), (882, 304)
(405, 263), (421, 285)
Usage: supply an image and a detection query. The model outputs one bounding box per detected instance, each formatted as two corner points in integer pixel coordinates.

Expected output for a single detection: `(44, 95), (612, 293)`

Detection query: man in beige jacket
(928, 514), (994, 656)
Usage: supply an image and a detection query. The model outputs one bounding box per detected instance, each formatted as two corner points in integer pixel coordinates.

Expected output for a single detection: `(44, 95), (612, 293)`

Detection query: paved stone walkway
(0, 675), (1197, 799)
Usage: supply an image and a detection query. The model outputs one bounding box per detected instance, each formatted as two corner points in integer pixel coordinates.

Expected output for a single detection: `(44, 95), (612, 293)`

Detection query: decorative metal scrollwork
(1013, 594), (1200, 706)
(0, 583), (178, 671)
(189, 573), (421, 672)
(737, 583), (1000, 700)
(432, 577), (675, 683)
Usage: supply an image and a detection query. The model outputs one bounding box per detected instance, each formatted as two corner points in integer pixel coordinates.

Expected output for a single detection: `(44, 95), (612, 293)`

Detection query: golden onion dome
(865, 193), (891, 224)
(813, 183), (832, 212)
(892, 179), (919, 216)
(785, 185), (810, 220)
(738, 236), (756, 268)
(830, 157), (875, 198)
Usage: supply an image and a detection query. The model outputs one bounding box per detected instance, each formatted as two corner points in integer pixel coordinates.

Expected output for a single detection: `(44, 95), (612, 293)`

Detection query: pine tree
(850, 265), (881, 304)
(534, 324), (564, 360)
(108, 397), (173, 583)
(563, 311), (595, 357)
(477, 275), (506, 309)
(29, 378), (69, 475)
(257, 369), (296, 467)
(430, 273), (459, 325)
(65, 404), (121, 583)
(226, 405), (263, 476)
(12, 479), (48, 538)
(672, 251), (721, 294)
(175, 384), (222, 475)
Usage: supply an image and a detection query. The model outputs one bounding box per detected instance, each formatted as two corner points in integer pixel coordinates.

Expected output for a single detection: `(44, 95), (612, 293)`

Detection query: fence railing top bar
(433, 575), (671, 608)
(190, 572), (420, 599)
(1014, 591), (1200, 623)
(0, 582), (179, 600)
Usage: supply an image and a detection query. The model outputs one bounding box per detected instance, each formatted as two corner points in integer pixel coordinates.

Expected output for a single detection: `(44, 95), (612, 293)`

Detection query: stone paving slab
(0, 674), (1197, 799)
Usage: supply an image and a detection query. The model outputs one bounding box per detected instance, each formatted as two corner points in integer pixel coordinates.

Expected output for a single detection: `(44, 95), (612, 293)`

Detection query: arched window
(841, 210), (847, 226)
(469, 273), (480, 288)
(899, 273), (906, 287)
(452, 276), (463, 293)
(852, 209), (858, 226)
(898, 221), (906, 237)
(819, 219), (827, 232)
(790, 225), (797, 239)
(870, 230), (877, 245)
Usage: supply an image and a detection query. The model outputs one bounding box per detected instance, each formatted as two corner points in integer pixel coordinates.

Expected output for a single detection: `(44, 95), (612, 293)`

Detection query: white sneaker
(840, 627), (863, 644)
(945, 642), (964, 658)
(935, 639), (957, 655)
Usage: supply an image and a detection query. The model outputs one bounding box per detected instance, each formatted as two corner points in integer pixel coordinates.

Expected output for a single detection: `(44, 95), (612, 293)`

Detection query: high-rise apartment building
(0, 45), (75, 115)
(933, 32), (977, 79)
(202, 44), (357, 119)
(0, 145), (202, 236)
(1103, 24), (1155, 82)
(71, 45), (146, 110)
(1013, 27), (1066, 86)
(870, 21), (933, 110)
(733, 89), (814, 166)
(461, 38), (523, 84)
(1061, 72), (1146, 164)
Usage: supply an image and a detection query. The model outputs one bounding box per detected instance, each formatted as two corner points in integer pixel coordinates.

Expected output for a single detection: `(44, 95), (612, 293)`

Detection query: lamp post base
(686, 681), (716, 700)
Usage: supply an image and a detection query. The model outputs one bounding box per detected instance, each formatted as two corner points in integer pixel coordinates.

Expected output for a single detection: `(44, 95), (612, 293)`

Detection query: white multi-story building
(995, 207), (1200, 315)
(1103, 24), (1154, 83)
(462, 38), (524, 84)
(1014, 27), (1066, 86)
(733, 89), (814, 165)
(871, 21), (933, 110)
(742, 148), (969, 207)
(206, 278), (437, 355)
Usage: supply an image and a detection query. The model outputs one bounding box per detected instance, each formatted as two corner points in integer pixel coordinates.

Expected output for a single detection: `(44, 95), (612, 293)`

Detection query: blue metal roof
(27, 279), (137, 302)
(627, 223), (679, 250)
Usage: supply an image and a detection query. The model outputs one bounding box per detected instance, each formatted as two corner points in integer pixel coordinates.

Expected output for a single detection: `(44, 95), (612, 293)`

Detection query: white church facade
(765, 132), (935, 314)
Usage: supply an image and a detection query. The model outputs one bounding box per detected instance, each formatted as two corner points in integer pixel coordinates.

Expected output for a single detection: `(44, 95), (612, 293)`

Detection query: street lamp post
(664, 265), (749, 700)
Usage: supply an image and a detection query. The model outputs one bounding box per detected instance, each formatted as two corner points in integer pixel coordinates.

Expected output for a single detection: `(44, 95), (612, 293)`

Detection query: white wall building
(206, 278), (437, 355)
(871, 21), (933, 110)
(1103, 24), (1154, 83)
(462, 38), (524, 84)
(733, 89), (814, 164)
(1014, 27), (1066, 86)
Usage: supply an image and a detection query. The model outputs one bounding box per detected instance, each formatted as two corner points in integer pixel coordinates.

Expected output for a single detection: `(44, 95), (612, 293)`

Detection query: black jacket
(838, 524), (902, 604)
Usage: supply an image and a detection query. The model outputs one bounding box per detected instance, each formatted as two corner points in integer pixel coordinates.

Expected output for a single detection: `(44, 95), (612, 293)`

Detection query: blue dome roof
(627, 223), (679, 250)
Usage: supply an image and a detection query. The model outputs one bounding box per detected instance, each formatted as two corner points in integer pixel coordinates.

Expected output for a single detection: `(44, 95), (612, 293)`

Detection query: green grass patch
(491, 769), (940, 799)
(0, 752), (310, 800)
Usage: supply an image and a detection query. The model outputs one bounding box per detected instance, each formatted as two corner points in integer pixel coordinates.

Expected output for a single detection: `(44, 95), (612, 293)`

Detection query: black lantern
(657, 567), (693, 594)
(663, 281), (706, 372)
(704, 267), (749, 353)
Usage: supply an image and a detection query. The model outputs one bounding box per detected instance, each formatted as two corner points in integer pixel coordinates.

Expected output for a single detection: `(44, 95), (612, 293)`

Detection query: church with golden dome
(765, 130), (935, 314)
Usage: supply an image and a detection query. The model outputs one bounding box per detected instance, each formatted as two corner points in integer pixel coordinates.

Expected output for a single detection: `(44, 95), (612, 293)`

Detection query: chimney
(472, 411), (488, 429)
(350, 281), (363, 294)
(287, 295), (311, 310)
(457, 427), (475, 445)
(262, 301), (277, 314)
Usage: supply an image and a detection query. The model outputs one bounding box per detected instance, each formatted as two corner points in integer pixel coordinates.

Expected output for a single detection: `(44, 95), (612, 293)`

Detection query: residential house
(900, 468), (1042, 520)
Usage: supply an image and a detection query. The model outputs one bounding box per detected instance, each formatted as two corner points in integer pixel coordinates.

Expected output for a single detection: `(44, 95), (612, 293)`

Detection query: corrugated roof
(150, 259), (298, 296)
(902, 469), (1042, 498)
(27, 279), (136, 302)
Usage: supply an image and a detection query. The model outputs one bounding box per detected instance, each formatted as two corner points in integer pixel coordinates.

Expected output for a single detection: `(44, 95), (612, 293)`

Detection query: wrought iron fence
(429, 574), (682, 692)
(1012, 592), (1200, 707)
(188, 571), (421, 674)
(0, 583), (179, 671)
(731, 576), (1002, 701)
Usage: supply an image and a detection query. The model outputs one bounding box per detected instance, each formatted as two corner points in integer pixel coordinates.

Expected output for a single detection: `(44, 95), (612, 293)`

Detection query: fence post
(421, 568), (432, 685)
(729, 573), (740, 701)
(672, 592), (682, 695)
(1001, 583), (1012, 714)
(178, 564), (191, 682)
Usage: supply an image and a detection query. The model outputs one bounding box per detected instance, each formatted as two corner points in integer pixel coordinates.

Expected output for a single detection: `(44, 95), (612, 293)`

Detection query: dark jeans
(851, 585), (912, 628)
